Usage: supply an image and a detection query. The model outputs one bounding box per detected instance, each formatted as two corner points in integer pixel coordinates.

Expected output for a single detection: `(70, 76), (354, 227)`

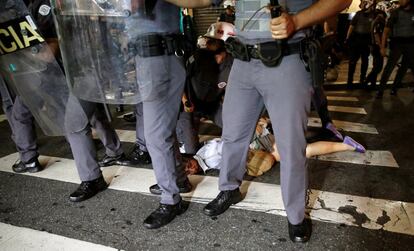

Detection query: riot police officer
(0, 0), (62, 173)
(168, 0), (351, 243)
(124, 0), (196, 229)
(377, 0), (414, 97)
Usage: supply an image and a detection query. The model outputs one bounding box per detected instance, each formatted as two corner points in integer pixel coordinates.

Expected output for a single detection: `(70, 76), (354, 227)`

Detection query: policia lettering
(0, 16), (44, 55)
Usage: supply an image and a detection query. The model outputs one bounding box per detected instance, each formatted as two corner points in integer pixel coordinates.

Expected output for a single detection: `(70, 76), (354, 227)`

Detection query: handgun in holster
(301, 38), (327, 88)
(225, 37), (250, 62)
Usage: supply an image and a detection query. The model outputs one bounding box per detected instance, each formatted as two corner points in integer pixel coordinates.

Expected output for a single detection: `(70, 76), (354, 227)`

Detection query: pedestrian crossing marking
(313, 150), (399, 168)
(0, 153), (412, 236)
(327, 96), (359, 102)
(115, 129), (135, 143)
(0, 114), (7, 123)
(326, 81), (395, 85)
(325, 91), (348, 94)
(116, 112), (133, 119)
(328, 106), (367, 114)
(0, 222), (121, 251)
(308, 117), (378, 134)
(92, 129), (135, 143)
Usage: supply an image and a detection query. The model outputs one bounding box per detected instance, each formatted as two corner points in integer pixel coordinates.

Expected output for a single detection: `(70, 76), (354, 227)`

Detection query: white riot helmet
(197, 36), (208, 48)
(203, 22), (235, 42)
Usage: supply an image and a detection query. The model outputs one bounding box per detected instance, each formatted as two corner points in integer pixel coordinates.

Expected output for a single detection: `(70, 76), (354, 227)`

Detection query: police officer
(169, 0), (351, 243)
(0, 0), (61, 173)
(0, 77), (42, 173)
(346, 0), (376, 89)
(64, 95), (136, 202)
(101, 0), (196, 229)
(377, 0), (414, 98)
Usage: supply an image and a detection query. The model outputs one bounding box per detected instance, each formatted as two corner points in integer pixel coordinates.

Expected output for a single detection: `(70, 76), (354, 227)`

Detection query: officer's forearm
(164, 0), (213, 8)
(292, 0), (351, 31)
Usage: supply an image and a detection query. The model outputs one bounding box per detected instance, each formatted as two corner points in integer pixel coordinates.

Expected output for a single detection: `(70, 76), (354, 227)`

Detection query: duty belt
(225, 37), (303, 67)
(131, 34), (184, 58)
(247, 41), (301, 59)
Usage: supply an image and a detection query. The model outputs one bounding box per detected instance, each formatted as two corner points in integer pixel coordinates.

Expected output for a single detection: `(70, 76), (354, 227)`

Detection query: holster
(225, 37), (250, 62)
(132, 34), (184, 58)
(256, 41), (283, 67)
(301, 38), (327, 88)
(225, 37), (287, 67)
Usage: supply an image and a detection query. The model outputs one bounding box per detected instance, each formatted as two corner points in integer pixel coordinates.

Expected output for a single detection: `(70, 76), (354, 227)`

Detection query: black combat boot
(143, 200), (188, 229)
(203, 188), (242, 216)
(69, 176), (108, 202)
(12, 157), (42, 173)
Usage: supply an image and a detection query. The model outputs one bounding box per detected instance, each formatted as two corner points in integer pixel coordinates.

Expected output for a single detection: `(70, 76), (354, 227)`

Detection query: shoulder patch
(38, 4), (51, 16)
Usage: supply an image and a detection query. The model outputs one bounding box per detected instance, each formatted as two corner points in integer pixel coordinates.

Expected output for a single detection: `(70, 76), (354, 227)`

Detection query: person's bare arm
(270, 0), (352, 39)
(380, 27), (390, 56)
(345, 25), (354, 40)
(164, 0), (212, 8)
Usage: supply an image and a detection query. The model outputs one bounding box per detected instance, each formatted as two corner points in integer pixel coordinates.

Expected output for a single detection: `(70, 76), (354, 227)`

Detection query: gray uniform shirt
(233, 0), (314, 44)
(126, 0), (180, 39)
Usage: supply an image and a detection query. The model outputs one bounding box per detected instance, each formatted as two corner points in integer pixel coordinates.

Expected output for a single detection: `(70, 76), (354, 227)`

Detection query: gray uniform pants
(0, 77), (38, 163)
(220, 55), (312, 225)
(135, 54), (186, 205)
(134, 102), (147, 152)
(65, 95), (123, 181)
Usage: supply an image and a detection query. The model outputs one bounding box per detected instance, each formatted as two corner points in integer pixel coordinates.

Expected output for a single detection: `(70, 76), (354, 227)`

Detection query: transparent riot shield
(51, 0), (163, 104)
(0, 0), (69, 136)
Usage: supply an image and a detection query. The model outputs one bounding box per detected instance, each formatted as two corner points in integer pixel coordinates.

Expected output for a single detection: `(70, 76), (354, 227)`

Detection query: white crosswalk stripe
(313, 150), (399, 168)
(327, 96), (359, 102)
(0, 222), (120, 251)
(308, 117), (378, 134)
(116, 112), (133, 119)
(325, 90), (348, 94)
(0, 153), (412, 236)
(0, 114), (7, 123)
(328, 105), (367, 115)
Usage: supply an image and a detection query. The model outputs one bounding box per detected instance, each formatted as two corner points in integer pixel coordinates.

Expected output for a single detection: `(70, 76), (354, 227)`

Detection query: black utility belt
(247, 41), (301, 59)
(225, 37), (302, 67)
(131, 34), (184, 58)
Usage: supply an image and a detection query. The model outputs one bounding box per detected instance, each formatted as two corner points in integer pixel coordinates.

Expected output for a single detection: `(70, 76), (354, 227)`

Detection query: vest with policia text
(0, 0), (68, 136)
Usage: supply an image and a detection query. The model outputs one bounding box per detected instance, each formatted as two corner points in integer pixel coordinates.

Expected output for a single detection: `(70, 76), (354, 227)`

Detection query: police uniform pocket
(135, 55), (170, 102)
